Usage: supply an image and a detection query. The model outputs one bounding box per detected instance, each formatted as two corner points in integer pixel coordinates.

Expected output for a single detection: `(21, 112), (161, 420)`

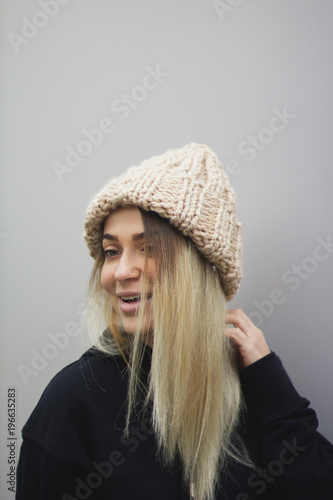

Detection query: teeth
(122, 295), (140, 301)
(120, 293), (152, 303)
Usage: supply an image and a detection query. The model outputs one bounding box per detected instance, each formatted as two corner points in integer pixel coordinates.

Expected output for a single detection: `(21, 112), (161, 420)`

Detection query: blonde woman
(17, 144), (333, 500)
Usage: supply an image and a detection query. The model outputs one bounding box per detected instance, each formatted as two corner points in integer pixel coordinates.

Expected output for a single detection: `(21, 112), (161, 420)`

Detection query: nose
(113, 250), (142, 282)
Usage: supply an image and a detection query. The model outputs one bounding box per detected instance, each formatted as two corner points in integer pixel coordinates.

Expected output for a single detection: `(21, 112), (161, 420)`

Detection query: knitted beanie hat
(84, 143), (242, 301)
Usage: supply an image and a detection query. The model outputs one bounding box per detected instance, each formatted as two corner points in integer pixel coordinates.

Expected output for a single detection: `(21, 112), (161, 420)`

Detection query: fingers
(224, 308), (270, 368)
(226, 308), (254, 335)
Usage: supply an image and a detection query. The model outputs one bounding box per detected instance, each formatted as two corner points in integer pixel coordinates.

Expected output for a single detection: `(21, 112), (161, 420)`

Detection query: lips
(117, 292), (152, 313)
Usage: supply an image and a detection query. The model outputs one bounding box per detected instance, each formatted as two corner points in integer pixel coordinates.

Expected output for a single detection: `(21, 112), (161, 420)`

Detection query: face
(100, 206), (155, 337)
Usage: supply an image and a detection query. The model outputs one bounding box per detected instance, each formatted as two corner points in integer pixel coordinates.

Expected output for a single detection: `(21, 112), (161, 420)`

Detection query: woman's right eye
(104, 249), (120, 259)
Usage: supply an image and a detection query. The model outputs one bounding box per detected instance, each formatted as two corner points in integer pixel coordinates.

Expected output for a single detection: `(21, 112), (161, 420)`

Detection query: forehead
(103, 206), (143, 234)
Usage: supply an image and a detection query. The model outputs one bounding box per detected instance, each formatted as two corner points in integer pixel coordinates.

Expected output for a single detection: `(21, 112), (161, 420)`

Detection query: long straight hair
(85, 207), (251, 500)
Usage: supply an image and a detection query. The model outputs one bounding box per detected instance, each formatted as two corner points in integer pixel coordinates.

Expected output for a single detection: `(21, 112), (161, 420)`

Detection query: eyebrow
(102, 232), (145, 243)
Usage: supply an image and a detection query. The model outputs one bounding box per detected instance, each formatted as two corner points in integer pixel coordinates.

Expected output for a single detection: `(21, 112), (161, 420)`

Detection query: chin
(121, 319), (154, 339)
(121, 323), (137, 336)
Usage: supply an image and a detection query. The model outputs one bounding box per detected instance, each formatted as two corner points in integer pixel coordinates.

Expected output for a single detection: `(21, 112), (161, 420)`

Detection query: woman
(16, 143), (333, 499)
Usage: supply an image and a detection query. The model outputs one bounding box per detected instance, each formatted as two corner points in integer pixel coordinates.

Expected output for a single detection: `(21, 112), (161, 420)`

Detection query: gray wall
(1, 1), (332, 495)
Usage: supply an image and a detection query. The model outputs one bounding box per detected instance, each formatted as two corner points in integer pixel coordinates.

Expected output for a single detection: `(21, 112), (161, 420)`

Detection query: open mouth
(121, 293), (152, 304)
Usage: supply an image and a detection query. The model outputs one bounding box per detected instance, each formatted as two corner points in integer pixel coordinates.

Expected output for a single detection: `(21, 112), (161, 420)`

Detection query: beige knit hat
(84, 143), (242, 301)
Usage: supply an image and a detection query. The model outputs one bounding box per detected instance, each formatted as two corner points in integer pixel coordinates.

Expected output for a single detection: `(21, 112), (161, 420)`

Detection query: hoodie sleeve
(16, 438), (96, 500)
(240, 352), (333, 500)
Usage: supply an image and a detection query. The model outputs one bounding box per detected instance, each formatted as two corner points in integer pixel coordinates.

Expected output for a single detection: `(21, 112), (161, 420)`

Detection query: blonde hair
(84, 208), (251, 500)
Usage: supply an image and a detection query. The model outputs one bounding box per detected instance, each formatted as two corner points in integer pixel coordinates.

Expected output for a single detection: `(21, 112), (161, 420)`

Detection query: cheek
(145, 260), (157, 283)
(100, 264), (114, 291)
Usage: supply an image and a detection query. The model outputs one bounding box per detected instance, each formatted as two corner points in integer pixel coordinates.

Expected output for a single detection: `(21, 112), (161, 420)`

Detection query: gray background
(1, 0), (332, 496)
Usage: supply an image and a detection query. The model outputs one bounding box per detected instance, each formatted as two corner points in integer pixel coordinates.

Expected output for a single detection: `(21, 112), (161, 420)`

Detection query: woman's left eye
(141, 245), (154, 255)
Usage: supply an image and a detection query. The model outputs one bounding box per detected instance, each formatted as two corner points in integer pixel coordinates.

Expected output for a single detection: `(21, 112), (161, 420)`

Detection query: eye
(104, 249), (120, 259)
(140, 244), (155, 256)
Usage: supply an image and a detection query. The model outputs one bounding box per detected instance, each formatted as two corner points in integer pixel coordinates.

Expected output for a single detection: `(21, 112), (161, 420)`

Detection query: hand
(225, 309), (271, 369)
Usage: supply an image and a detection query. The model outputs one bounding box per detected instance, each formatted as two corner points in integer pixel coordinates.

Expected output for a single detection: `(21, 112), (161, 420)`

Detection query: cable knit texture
(84, 143), (242, 301)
